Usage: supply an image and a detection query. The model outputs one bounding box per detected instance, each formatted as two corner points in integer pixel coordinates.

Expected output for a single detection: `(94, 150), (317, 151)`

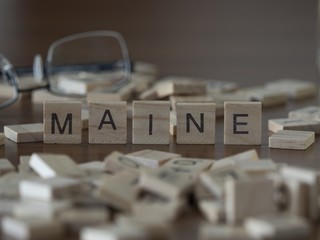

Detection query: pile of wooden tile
(0, 149), (317, 239)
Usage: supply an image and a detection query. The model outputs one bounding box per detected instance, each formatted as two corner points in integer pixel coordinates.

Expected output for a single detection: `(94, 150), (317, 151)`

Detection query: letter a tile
(43, 101), (82, 144)
(176, 103), (215, 144)
(224, 102), (261, 145)
(132, 101), (170, 144)
(89, 102), (127, 144)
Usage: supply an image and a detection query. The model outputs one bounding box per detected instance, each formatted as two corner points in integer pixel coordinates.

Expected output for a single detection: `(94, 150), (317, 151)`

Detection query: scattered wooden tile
(269, 130), (315, 150)
(132, 101), (170, 144)
(29, 153), (86, 178)
(200, 166), (250, 199)
(225, 178), (275, 223)
(0, 172), (34, 198)
(266, 79), (316, 100)
(289, 105), (320, 121)
(81, 224), (150, 240)
(205, 79), (238, 93)
(1, 216), (64, 240)
(95, 171), (139, 212)
(78, 161), (106, 175)
(89, 101), (127, 144)
(139, 168), (195, 200)
(280, 166), (320, 220)
(138, 87), (158, 100)
(89, 82), (135, 102)
(239, 86), (288, 107)
(156, 77), (206, 98)
(0, 132), (5, 145)
(0, 158), (15, 175)
(4, 123), (43, 143)
(199, 223), (253, 240)
(169, 95), (214, 112)
(18, 156), (32, 173)
(132, 194), (186, 222)
(284, 179), (308, 217)
(134, 61), (159, 75)
(13, 199), (72, 220)
(58, 207), (110, 230)
(237, 159), (278, 177)
(268, 118), (320, 134)
(176, 102), (216, 144)
(198, 200), (225, 224)
(245, 214), (310, 240)
(124, 149), (180, 168)
(32, 89), (81, 104)
(19, 176), (83, 201)
(162, 157), (214, 177)
(224, 102), (262, 145)
(104, 151), (147, 173)
(43, 101), (82, 144)
(131, 73), (155, 93)
(211, 149), (259, 171)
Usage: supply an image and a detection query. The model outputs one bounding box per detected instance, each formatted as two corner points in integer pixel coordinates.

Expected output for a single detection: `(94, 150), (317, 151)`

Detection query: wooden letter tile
(268, 118), (320, 133)
(176, 102), (215, 144)
(132, 101), (170, 144)
(43, 101), (82, 144)
(89, 101), (127, 144)
(269, 130), (315, 150)
(224, 102), (261, 145)
(4, 123), (43, 143)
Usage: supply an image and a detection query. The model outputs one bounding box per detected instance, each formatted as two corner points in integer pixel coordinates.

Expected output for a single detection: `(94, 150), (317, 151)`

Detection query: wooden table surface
(0, 90), (320, 239)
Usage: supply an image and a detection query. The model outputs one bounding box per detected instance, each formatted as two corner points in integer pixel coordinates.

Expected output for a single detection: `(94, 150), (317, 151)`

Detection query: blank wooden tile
(280, 166), (320, 220)
(225, 178), (275, 223)
(89, 101), (127, 144)
(104, 151), (147, 173)
(1, 216), (64, 240)
(289, 105), (320, 121)
(268, 118), (320, 134)
(4, 123), (43, 143)
(19, 176), (82, 201)
(124, 149), (180, 168)
(269, 130), (315, 150)
(132, 101), (170, 144)
(139, 168), (195, 200)
(0, 132), (5, 145)
(43, 101), (82, 144)
(13, 199), (72, 220)
(58, 207), (109, 229)
(81, 224), (149, 240)
(156, 77), (206, 98)
(205, 79), (238, 93)
(266, 79), (316, 100)
(224, 102), (261, 145)
(78, 161), (106, 175)
(211, 149), (259, 171)
(176, 103), (215, 144)
(199, 223), (253, 240)
(0, 158), (15, 175)
(95, 171), (139, 212)
(245, 214), (310, 240)
(29, 153), (86, 178)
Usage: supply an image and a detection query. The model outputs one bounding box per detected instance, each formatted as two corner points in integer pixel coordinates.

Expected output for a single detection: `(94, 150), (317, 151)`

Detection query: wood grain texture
(176, 102), (215, 144)
(132, 101), (170, 144)
(224, 102), (262, 145)
(43, 101), (82, 144)
(4, 123), (43, 143)
(269, 130), (315, 150)
(89, 102), (127, 144)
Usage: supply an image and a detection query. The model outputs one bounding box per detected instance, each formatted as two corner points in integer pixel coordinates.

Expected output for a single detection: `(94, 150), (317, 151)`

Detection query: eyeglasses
(0, 30), (131, 109)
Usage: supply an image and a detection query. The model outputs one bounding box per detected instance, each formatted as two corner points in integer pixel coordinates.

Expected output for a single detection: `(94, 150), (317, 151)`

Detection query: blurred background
(0, 0), (317, 85)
